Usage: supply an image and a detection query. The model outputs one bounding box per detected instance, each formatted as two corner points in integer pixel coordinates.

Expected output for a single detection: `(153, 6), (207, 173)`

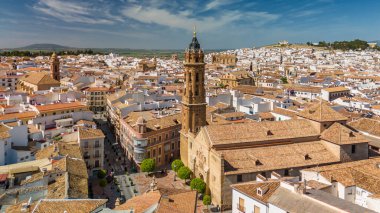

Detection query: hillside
(16, 43), (73, 51)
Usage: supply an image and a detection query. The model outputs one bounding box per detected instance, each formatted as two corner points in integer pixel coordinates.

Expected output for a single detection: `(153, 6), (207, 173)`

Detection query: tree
(97, 169), (107, 179)
(203, 195), (211, 205)
(99, 178), (107, 188)
(190, 178), (206, 194)
(177, 166), (192, 182)
(280, 77), (288, 84)
(171, 159), (184, 172)
(141, 158), (155, 173)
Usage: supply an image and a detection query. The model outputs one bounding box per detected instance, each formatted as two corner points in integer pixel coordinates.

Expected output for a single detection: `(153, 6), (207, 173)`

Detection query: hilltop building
(212, 53), (237, 67)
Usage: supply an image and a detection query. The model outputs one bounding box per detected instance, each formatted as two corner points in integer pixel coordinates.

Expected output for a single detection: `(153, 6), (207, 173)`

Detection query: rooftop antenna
(193, 24), (197, 37)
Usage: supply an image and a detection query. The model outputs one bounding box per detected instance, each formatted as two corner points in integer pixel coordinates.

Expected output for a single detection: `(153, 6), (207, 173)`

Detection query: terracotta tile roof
(85, 87), (110, 92)
(297, 102), (348, 122)
(76, 120), (96, 127)
(20, 172), (44, 186)
(322, 86), (350, 92)
(78, 127), (105, 140)
(306, 180), (330, 190)
(47, 174), (67, 199)
(220, 140), (340, 175)
(234, 85), (280, 95)
(58, 142), (83, 159)
(205, 119), (319, 147)
(271, 107), (298, 118)
(124, 112), (181, 131)
(0, 123), (11, 140)
(5, 200), (38, 213)
(232, 180), (280, 203)
(31, 199), (107, 213)
(303, 158), (380, 194)
(156, 190), (198, 213)
(284, 85), (322, 93)
(320, 123), (369, 145)
(259, 112), (275, 119)
(35, 102), (88, 113)
(20, 72), (60, 85)
(35, 145), (56, 160)
(114, 191), (161, 212)
(348, 118), (380, 137)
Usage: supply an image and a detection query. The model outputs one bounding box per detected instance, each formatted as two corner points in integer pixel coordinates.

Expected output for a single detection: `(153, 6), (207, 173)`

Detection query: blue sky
(0, 0), (380, 49)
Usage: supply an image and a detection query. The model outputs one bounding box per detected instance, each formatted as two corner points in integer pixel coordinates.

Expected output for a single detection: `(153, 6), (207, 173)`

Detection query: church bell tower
(180, 28), (207, 165)
(50, 52), (60, 81)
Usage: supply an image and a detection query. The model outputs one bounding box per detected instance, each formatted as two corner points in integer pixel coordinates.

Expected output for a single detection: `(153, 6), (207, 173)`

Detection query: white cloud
(121, 5), (279, 32)
(292, 10), (323, 18)
(33, 0), (121, 24)
(204, 0), (231, 11)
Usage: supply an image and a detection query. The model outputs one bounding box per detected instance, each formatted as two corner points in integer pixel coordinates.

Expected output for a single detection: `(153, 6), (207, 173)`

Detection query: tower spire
(193, 25), (197, 37)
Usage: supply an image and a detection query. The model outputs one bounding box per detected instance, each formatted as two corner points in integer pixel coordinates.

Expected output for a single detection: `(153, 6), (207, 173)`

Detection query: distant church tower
(180, 28), (207, 166)
(50, 52), (60, 81)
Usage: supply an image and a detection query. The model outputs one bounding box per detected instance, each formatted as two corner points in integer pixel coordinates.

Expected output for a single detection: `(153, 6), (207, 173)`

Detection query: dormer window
(256, 186), (268, 196)
(255, 160), (263, 166)
(349, 131), (355, 137)
(305, 154), (311, 160)
(257, 188), (263, 196)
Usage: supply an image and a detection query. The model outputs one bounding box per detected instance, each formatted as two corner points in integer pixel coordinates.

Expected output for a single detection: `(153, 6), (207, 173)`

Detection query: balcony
(94, 144), (101, 148)
(93, 155), (101, 158)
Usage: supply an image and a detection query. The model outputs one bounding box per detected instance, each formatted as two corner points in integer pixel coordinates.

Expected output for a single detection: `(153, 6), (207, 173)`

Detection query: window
(351, 145), (356, 154)
(153, 149), (156, 157)
(238, 198), (245, 212)
(284, 169), (289, 176)
(254, 205), (260, 213)
(159, 136), (161, 142)
(348, 188), (353, 195)
(261, 172), (266, 178)
(237, 174), (242, 182)
(172, 143), (175, 150)
(95, 140), (100, 148)
(158, 147), (161, 155)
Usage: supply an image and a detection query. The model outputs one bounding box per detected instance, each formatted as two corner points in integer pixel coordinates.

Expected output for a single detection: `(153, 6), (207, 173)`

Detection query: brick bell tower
(180, 27), (207, 166)
(50, 52), (60, 81)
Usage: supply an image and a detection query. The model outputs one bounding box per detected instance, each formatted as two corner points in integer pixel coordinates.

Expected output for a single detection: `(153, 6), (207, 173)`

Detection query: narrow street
(91, 113), (134, 208)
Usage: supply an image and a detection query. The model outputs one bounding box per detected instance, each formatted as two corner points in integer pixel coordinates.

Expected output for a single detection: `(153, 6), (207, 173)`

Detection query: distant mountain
(16, 43), (74, 51)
